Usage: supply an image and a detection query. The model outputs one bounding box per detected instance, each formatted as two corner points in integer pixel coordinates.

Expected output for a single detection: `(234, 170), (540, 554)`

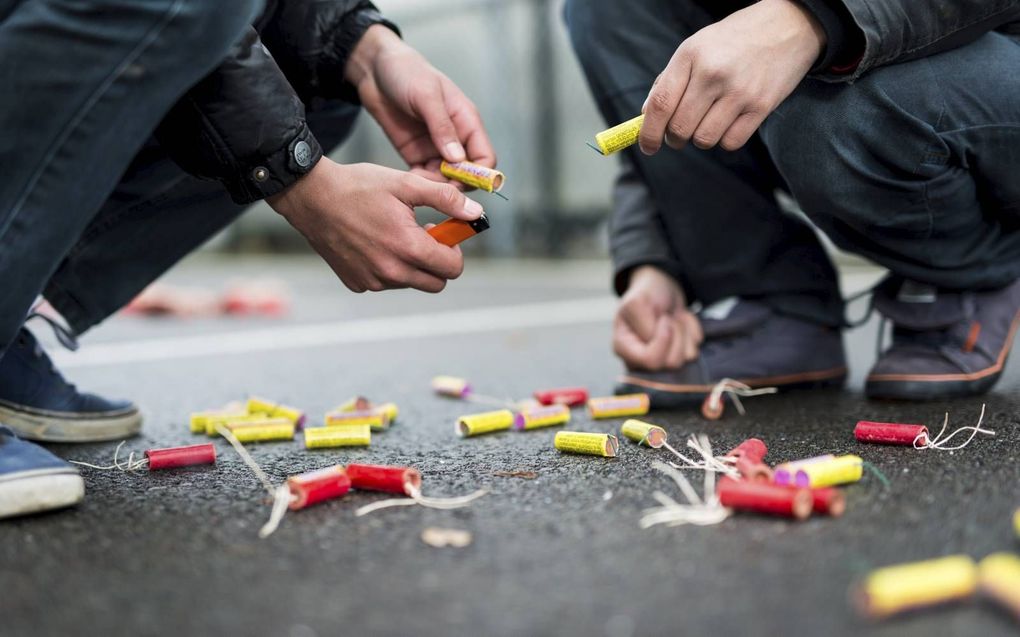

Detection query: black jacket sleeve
(259, 0), (399, 103)
(156, 26), (322, 204)
(156, 0), (396, 204)
(804, 0), (1020, 82)
(609, 159), (685, 296)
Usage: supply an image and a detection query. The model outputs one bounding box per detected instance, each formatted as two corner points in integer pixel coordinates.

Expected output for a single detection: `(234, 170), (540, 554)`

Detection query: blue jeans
(0, 0), (359, 357)
(566, 0), (1020, 327)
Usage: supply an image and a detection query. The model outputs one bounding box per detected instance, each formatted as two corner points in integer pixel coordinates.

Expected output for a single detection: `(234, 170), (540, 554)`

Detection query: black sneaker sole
(615, 367), (848, 409)
(0, 401), (142, 442)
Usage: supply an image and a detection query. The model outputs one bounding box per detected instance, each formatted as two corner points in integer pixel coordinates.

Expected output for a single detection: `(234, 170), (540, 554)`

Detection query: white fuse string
(664, 434), (741, 479)
(214, 424), (297, 538)
(355, 483), (489, 517)
(640, 458), (731, 529)
(70, 441), (150, 472)
(703, 378), (778, 418)
(913, 404), (994, 451)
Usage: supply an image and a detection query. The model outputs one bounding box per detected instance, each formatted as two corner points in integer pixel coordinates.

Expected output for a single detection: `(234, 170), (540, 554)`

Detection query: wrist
(267, 157), (335, 220)
(344, 24), (403, 88)
(631, 265), (684, 298)
(763, 0), (827, 60)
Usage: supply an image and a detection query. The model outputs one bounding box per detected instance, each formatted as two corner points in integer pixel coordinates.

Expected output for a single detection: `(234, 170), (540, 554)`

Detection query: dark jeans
(566, 0), (1020, 327)
(0, 0), (358, 357)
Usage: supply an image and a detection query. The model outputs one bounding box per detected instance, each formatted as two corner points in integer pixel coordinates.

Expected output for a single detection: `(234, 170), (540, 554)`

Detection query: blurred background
(225, 0), (615, 258)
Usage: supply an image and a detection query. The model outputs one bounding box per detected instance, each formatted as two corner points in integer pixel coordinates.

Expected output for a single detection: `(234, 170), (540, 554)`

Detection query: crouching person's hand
(268, 157), (484, 293)
(614, 266), (702, 371)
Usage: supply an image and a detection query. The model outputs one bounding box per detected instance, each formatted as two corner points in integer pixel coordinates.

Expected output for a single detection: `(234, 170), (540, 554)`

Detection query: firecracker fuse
(247, 396), (307, 430)
(854, 421), (929, 446)
(440, 160), (505, 193)
(324, 408), (389, 431)
(457, 409), (516, 437)
(428, 214), (490, 247)
(620, 419), (667, 448)
(717, 477), (812, 520)
(979, 553), (1020, 621)
(533, 387), (589, 407)
(346, 463), (422, 495)
(305, 425), (371, 449)
(855, 555), (977, 618)
(554, 431), (619, 458)
(588, 394), (650, 419)
(515, 404), (571, 430)
(145, 444), (216, 470)
(592, 114), (645, 155)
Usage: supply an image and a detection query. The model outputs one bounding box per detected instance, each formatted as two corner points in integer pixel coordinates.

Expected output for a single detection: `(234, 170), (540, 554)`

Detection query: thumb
(415, 82), (466, 162)
(405, 176), (484, 221)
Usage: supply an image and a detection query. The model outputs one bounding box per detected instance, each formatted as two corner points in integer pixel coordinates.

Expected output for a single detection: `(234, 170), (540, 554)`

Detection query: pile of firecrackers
(71, 376), (1020, 623)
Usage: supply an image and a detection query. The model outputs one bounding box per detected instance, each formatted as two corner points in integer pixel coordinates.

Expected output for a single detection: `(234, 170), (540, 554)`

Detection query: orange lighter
(427, 213), (490, 247)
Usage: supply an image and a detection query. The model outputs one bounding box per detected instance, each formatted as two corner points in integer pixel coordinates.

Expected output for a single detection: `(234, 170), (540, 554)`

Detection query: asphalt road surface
(2, 256), (1017, 637)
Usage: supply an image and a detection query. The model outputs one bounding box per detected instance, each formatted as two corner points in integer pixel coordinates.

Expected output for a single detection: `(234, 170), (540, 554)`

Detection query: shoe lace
(842, 280), (982, 364)
(25, 310), (79, 353)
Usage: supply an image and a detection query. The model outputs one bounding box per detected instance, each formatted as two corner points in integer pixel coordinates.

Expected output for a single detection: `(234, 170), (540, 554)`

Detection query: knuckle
(667, 118), (692, 141)
(647, 90), (674, 116)
(719, 136), (744, 152)
(438, 185), (460, 211)
(692, 132), (718, 149)
(376, 262), (406, 286)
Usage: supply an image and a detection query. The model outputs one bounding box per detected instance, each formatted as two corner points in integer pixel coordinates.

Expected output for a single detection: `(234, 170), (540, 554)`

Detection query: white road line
(52, 296), (616, 368)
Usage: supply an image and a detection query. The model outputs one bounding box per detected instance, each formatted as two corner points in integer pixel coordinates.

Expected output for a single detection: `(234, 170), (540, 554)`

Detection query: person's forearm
(344, 24), (403, 87)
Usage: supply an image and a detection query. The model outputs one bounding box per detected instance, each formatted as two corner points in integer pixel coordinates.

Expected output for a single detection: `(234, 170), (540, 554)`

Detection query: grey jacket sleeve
(817, 0), (1020, 82)
(609, 159), (685, 296)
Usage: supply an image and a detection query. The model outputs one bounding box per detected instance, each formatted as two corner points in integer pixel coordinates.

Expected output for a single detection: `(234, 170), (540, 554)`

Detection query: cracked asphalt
(1, 256), (1017, 637)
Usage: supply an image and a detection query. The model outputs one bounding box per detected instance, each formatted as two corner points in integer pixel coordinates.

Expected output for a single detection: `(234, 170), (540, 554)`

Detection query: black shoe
(615, 300), (847, 408)
(865, 278), (1020, 400)
(0, 317), (141, 442)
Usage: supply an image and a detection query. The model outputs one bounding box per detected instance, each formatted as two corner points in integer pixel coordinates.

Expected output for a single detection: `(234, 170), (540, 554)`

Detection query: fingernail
(445, 142), (466, 162)
(641, 96), (648, 113)
(463, 198), (483, 216)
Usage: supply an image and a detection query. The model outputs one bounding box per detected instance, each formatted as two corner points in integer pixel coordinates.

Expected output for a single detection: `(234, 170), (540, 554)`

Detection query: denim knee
(170, 0), (263, 67)
(760, 72), (943, 237)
